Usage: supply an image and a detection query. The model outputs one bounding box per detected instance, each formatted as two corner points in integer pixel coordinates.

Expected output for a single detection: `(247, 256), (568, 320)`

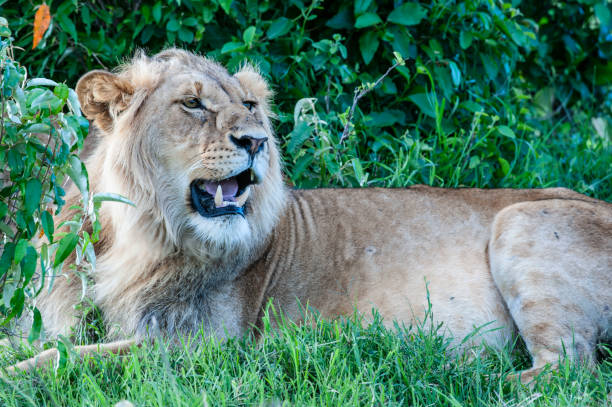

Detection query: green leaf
(389, 26), (415, 59)
(30, 90), (62, 111)
(459, 30), (473, 49)
(0, 222), (14, 239)
(56, 338), (71, 370)
(288, 121), (312, 154)
(41, 210), (54, 241)
(0, 24), (10, 38)
(21, 246), (37, 286)
(267, 17), (293, 39)
(22, 123), (51, 133)
(219, 0), (232, 14)
(292, 154), (314, 180)
(448, 61), (461, 87)
(480, 53), (499, 80)
(433, 65), (452, 98)
(7, 149), (23, 174)
(178, 27), (194, 43)
(183, 17), (199, 27)
(323, 153), (339, 175)
(7, 288), (25, 320)
(28, 308), (42, 343)
(14, 239), (28, 265)
(387, 3), (427, 26)
(497, 125), (516, 139)
(408, 93), (436, 118)
(326, 8), (353, 30)
(366, 110), (406, 127)
(166, 19), (180, 32)
(57, 13), (78, 42)
(25, 179), (42, 217)
(595, 3), (611, 27)
(243, 26), (256, 44)
(92, 192), (136, 206)
(352, 158), (365, 186)
(67, 89), (82, 116)
(498, 157), (510, 176)
(359, 31), (379, 65)
(54, 232), (78, 267)
(460, 100), (483, 113)
(152, 2), (162, 23)
(469, 156), (480, 169)
(0, 201), (7, 219)
(534, 86), (554, 117)
(27, 78), (58, 88)
(221, 41), (246, 54)
(354, 0), (373, 16)
(354, 12), (382, 28)
(53, 83), (70, 100)
(67, 155), (89, 203)
(0, 243), (15, 276)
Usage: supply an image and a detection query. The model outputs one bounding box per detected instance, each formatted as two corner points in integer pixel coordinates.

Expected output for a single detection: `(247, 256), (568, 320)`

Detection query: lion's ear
(76, 70), (134, 133)
(234, 67), (273, 102)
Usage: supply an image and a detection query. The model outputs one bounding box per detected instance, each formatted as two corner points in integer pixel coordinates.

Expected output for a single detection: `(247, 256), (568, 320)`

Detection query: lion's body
(15, 50), (611, 381)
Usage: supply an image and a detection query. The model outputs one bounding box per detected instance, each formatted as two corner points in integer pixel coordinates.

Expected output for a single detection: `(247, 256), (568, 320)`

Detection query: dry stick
(339, 58), (406, 143)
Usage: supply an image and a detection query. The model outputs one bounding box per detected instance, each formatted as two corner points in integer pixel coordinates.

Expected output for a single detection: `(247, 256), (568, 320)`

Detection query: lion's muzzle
(190, 167), (259, 218)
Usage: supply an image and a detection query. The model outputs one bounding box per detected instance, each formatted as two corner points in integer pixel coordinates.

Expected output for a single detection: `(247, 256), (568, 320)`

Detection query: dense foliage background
(0, 0), (611, 405)
(2, 0), (611, 197)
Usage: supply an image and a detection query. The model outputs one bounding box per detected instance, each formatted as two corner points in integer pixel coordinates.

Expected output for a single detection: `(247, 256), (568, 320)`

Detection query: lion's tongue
(204, 178), (239, 201)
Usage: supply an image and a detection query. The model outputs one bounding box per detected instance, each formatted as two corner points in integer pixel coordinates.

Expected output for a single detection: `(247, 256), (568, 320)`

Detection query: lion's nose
(230, 134), (268, 155)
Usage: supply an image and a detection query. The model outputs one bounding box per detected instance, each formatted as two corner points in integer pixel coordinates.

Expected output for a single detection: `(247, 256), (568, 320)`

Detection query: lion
(6, 49), (611, 383)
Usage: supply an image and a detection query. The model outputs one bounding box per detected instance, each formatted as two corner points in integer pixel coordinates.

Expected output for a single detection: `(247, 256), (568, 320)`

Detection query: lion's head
(76, 49), (285, 254)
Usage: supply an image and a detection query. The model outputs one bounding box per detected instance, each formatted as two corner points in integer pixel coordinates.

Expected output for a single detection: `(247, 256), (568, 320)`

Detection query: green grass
(1, 308), (610, 406)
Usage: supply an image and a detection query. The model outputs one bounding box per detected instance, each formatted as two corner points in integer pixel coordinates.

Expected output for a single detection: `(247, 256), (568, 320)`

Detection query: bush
(0, 19), (129, 340)
(2, 0), (610, 197)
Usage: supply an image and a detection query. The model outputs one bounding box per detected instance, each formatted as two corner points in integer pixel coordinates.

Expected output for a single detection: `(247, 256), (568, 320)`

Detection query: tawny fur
(9, 49), (611, 382)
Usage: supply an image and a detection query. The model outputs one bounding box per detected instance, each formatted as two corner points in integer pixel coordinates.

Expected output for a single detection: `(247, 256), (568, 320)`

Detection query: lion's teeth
(214, 185), (223, 208)
(250, 170), (255, 182)
(235, 187), (250, 207)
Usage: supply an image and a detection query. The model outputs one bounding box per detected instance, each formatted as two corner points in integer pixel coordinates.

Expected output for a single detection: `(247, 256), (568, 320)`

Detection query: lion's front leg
(489, 199), (612, 384)
(35, 272), (85, 339)
(4, 339), (138, 376)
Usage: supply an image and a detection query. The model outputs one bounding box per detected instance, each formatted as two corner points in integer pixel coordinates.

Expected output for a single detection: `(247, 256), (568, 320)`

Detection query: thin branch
(325, 79), (331, 114)
(0, 66), (5, 147)
(339, 58), (406, 143)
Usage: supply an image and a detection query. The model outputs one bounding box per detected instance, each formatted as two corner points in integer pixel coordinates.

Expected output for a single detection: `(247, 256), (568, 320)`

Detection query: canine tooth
(250, 170), (255, 182)
(214, 185), (223, 208)
(235, 187), (250, 207)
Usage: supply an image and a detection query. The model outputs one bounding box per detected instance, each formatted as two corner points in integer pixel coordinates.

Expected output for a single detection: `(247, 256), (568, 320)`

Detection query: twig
(325, 79), (331, 114)
(0, 68), (5, 147)
(339, 58), (406, 143)
(75, 42), (107, 69)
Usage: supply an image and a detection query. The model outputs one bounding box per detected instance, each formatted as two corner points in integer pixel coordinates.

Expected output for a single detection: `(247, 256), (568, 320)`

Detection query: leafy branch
(339, 53), (407, 143)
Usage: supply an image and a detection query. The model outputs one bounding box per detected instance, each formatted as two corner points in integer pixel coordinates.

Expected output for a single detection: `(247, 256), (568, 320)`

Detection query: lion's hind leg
(489, 199), (612, 384)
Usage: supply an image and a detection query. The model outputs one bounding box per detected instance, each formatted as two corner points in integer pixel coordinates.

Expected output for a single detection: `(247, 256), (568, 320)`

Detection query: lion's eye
(243, 101), (257, 112)
(183, 98), (202, 109)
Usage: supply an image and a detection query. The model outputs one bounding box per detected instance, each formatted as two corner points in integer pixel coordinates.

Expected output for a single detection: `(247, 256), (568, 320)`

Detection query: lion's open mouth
(190, 168), (257, 218)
